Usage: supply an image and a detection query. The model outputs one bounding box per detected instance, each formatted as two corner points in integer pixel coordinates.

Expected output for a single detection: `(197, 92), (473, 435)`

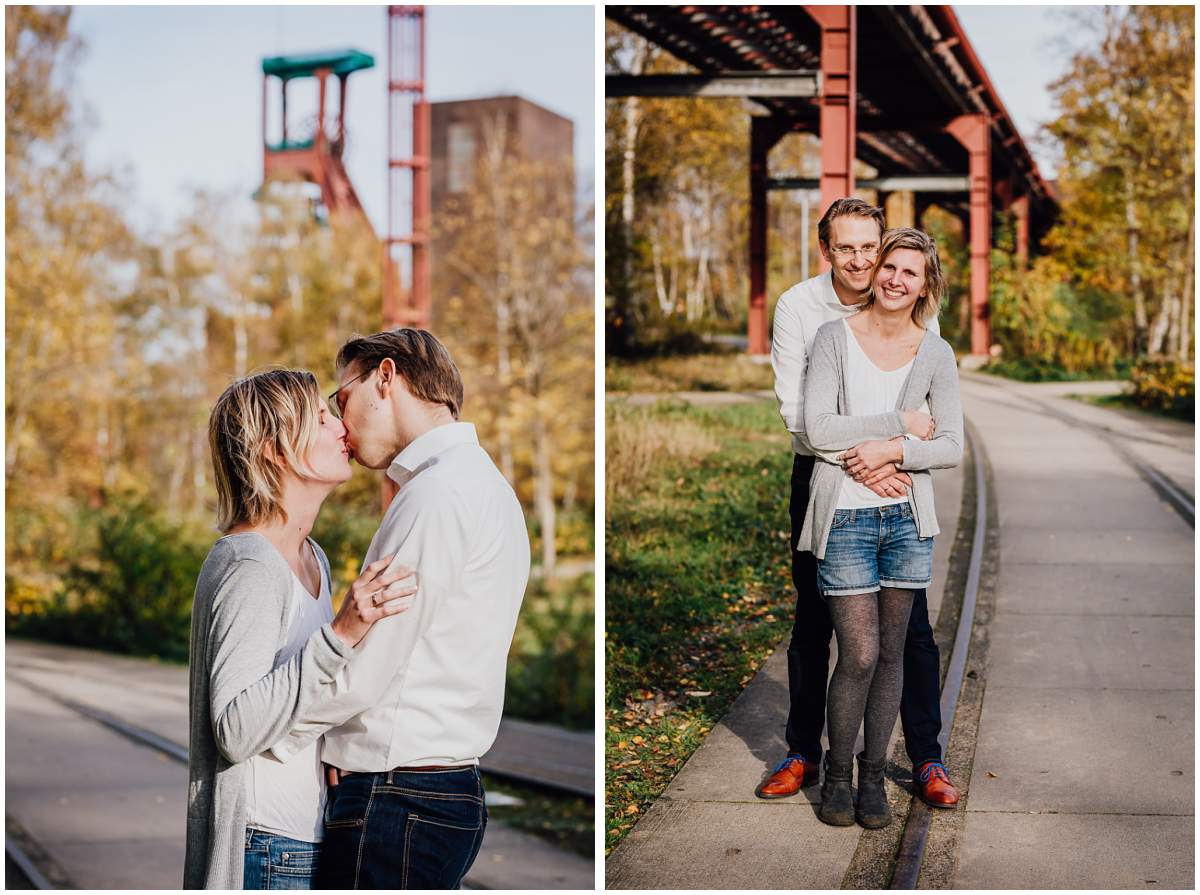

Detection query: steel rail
(5, 839), (55, 890)
(889, 418), (988, 890)
(963, 372), (1194, 528)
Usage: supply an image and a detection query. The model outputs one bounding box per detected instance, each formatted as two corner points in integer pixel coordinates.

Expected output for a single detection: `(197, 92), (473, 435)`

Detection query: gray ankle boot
(855, 752), (892, 828)
(818, 755), (855, 826)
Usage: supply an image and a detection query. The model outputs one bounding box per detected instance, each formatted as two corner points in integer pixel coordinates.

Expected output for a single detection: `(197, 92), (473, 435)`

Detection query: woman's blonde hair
(208, 370), (322, 532)
(862, 227), (946, 325)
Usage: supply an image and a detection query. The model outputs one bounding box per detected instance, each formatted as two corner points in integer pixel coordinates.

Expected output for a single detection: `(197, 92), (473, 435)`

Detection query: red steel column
(806, 4), (856, 273)
(946, 113), (992, 356)
(749, 117), (785, 356)
(1012, 193), (1030, 269)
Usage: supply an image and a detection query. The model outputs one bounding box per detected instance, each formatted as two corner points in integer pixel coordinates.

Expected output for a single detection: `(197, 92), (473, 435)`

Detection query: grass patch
(605, 400), (722, 501)
(481, 775), (593, 858)
(606, 353), (774, 394)
(980, 357), (1120, 383)
(1071, 391), (1195, 423)
(604, 400), (795, 853)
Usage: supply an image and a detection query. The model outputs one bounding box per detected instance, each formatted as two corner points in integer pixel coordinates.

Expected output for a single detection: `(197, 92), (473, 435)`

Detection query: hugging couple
(762, 199), (964, 828)
(184, 329), (530, 889)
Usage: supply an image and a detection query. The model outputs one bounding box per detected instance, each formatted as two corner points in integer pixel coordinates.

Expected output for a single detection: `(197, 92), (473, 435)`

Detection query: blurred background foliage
(5, 7), (593, 728)
(604, 8), (1193, 419)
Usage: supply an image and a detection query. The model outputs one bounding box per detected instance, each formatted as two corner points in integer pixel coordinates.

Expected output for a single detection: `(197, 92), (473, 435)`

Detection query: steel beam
(604, 71), (820, 98)
(805, 4), (856, 270)
(946, 113), (992, 356)
(768, 175), (969, 192)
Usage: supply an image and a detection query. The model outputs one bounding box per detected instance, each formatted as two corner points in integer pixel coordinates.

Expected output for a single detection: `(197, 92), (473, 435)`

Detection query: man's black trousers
(785, 453), (944, 766)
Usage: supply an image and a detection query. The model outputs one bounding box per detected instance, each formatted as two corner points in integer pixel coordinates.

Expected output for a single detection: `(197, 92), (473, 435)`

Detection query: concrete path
(606, 376), (1193, 889)
(5, 640), (594, 890)
(952, 375), (1193, 889)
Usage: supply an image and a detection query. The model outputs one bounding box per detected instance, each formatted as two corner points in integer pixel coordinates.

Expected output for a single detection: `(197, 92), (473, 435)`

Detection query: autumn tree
(1043, 5), (1194, 359)
(437, 133), (594, 579)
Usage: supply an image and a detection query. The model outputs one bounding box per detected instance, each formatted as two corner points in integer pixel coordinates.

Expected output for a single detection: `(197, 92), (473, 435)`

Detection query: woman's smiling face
(872, 247), (927, 314)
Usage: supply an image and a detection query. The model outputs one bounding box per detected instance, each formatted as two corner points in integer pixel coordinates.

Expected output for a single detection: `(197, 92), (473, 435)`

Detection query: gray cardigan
(185, 533), (353, 890)
(797, 319), (963, 559)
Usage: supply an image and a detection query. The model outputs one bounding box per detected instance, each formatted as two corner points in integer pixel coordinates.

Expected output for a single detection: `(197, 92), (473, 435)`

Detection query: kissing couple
(184, 328), (530, 889)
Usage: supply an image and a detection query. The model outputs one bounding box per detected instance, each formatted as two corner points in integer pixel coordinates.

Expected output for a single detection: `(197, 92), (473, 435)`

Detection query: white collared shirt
(272, 422), (530, 771)
(771, 271), (939, 455)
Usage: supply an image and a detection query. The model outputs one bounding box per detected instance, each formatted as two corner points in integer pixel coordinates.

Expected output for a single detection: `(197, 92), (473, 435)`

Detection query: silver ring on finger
(371, 590), (382, 607)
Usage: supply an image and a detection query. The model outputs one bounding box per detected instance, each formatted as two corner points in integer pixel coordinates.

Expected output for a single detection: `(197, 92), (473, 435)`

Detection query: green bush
(1130, 358), (1195, 420)
(8, 493), (210, 661)
(982, 357), (1097, 383)
(505, 575), (594, 730)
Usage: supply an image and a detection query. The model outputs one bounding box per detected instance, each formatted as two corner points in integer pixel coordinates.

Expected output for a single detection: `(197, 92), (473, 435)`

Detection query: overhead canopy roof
(607, 5), (1055, 216)
(262, 48), (375, 80)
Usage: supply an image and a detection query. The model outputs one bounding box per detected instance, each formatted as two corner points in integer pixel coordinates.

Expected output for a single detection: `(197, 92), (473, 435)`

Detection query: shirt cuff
(315, 622), (354, 678)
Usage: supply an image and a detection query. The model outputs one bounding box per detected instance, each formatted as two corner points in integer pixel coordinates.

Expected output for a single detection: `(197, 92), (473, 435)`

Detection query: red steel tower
(384, 6), (431, 330)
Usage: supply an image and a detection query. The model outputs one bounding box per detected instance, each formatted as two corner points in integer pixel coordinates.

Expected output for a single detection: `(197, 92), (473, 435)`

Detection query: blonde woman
(799, 228), (963, 829)
(185, 370), (417, 890)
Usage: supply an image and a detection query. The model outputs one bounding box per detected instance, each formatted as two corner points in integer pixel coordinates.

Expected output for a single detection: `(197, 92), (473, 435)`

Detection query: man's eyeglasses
(327, 368), (374, 419)
(829, 245), (880, 259)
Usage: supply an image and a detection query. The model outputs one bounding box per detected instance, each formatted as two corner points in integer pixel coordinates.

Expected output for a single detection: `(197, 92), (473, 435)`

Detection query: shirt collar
(821, 270), (867, 312)
(387, 422), (478, 486)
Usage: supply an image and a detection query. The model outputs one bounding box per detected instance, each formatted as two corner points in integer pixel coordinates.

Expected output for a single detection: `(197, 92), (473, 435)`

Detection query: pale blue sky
(68, 5), (595, 235)
(954, 5), (1086, 179)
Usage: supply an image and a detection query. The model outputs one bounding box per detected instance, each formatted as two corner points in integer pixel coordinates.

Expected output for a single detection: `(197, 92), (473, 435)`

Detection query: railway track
(887, 382), (1193, 889)
(6, 645), (593, 890)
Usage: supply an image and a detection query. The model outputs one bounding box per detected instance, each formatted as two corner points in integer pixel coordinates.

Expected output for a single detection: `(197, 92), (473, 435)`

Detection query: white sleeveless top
(244, 541), (333, 843)
(837, 319), (913, 510)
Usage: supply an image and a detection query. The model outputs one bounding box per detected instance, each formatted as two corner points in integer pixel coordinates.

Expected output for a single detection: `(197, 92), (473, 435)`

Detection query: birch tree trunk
(483, 117), (516, 483)
(1178, 215), (1194, 361)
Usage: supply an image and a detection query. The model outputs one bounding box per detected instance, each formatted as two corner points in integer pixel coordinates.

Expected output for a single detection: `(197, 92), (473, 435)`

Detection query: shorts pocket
(830, 509), (853, 530)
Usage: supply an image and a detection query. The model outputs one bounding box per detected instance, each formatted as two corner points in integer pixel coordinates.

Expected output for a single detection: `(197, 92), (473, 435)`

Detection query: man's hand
(851, 462), (913, 488)
(901, 410), (936, 440)
(864, 474), (911, 499)
(840, 440), (903, 476)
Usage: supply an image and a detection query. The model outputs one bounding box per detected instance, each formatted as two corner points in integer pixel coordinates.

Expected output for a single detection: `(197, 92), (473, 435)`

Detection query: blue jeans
(244, 828), (320, 889)
(818, 503), (933, 596)
(316, 767), (487, 889)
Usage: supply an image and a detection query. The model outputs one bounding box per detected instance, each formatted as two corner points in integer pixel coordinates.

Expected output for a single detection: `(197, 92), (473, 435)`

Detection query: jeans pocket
(400, 812), (485, 889)
(324, 780), (370, 829)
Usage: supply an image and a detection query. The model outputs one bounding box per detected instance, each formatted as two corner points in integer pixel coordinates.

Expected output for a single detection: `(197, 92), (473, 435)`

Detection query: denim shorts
(243, 827), (319, 890)
(818, 503), (933, 597)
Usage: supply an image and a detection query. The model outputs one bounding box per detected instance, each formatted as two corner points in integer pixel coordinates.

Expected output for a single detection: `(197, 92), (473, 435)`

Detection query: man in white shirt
(759, 198), (960, 809)
(273, 328), (530, 889)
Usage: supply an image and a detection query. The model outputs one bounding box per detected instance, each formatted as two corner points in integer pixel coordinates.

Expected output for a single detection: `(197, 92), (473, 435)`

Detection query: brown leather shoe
(914, 760), (959, 808)
(755, 755), (819, 799)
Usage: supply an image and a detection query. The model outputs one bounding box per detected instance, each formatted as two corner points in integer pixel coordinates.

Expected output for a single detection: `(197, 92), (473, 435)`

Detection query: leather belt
(326, 763), (473, 786)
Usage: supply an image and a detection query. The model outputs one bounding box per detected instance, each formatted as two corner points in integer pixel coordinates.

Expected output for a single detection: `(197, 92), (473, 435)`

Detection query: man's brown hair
(335, 328), (464, 419)
(817, 197), (885, 248)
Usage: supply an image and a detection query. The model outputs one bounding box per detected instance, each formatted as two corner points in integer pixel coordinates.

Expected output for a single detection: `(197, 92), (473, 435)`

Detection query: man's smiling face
(821, 215), (883, 298)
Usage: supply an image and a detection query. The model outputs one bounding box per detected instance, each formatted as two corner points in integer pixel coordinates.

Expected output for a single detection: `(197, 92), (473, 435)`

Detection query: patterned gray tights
(826, 587), (915, 767)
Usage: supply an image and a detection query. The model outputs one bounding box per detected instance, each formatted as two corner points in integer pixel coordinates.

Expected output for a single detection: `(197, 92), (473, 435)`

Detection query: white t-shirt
(837, 319), (913, 510)
(244, 541), (333, 843)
